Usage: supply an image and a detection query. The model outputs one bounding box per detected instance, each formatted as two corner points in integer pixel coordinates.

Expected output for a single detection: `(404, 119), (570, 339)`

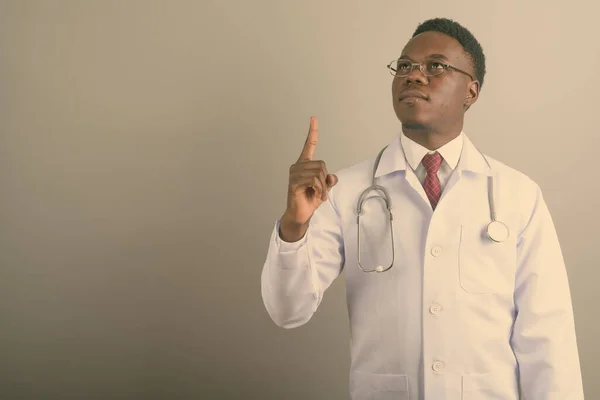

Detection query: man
(261, 18), (583, 399)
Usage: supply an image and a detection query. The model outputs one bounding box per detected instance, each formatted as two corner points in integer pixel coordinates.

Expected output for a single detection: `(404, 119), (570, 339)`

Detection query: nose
(404, 66), (428, 86)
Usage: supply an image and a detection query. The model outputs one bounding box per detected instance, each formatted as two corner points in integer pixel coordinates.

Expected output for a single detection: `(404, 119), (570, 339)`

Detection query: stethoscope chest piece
(487, 220), (509, 243)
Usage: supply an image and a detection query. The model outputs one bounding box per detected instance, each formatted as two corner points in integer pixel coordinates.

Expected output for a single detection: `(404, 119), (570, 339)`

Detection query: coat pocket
(458, 224), (517, 294)
(349, 371), (409, 400)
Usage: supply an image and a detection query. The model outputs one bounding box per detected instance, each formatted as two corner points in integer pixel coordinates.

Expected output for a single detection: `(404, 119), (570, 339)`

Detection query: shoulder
(326, 152), (380, 211)
(484, 154), (540, 191)
(335, 157), (375, 183)
(482, 153), (548, 232)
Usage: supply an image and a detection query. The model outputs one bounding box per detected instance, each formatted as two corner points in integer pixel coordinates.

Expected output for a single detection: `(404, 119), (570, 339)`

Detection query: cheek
(391, 80), (402, 97)
(434, 85), (464, 113)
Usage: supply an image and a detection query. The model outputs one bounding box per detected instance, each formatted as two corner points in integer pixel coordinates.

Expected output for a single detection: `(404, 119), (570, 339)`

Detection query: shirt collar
(400, 131), (463, 171)
(374, 131), (492, 178)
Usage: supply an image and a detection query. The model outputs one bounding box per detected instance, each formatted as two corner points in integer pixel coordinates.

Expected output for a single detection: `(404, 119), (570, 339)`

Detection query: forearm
(512, 304), (583, 399)
(261, 190), (345, 329)
(261, 223), (320, 329)
(510, 185), (584, 399)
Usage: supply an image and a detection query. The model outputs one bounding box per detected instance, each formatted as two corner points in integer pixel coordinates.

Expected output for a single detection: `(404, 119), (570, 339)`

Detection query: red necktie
(422, 152), (443, 210)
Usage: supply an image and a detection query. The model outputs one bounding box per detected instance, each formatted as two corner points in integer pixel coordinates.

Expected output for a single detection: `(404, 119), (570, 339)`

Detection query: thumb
(326, 174), (338, 188)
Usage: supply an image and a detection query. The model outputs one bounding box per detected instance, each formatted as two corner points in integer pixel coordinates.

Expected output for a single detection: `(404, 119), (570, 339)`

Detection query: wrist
(279, 213), (309, 242)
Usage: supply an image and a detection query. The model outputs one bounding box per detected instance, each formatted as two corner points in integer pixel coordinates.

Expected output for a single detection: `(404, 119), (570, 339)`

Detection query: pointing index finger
(298, 116), (318, 161)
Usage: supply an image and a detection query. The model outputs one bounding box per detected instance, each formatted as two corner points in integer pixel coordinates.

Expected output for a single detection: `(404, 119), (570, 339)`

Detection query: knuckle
(320, 161), (328, 174)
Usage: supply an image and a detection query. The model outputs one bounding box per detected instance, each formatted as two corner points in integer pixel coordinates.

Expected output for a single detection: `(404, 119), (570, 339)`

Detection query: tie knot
(422, 152), (443, 174)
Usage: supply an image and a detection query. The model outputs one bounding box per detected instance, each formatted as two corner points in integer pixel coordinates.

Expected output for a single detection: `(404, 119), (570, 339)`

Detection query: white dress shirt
(400, 130), (464, 192)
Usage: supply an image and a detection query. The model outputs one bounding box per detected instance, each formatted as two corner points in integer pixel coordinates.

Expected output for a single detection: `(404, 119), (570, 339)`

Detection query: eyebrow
(399, 54), (450, 61)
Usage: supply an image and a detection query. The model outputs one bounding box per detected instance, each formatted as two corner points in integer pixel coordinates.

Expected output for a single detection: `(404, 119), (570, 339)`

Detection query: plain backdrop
(1, 1), (598, 399)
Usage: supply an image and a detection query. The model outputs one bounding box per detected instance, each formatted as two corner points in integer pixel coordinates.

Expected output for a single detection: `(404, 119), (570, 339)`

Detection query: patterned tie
(422, 152), (443, 210)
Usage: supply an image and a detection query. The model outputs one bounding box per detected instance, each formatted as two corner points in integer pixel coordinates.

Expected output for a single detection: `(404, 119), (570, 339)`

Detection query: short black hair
(412, 18), (486, 89)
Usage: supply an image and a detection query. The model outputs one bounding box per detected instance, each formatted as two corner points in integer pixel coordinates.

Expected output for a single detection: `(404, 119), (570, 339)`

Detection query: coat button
(429, 304), (442, 315)
(431, 246), (442, 257)
(432, 361), (444, 372)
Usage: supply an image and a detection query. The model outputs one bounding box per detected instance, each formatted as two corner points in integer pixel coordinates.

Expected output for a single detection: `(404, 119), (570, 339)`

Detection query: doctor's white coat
(261, 133), (584, 400)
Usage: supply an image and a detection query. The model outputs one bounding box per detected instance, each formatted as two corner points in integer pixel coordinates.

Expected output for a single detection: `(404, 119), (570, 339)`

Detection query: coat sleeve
(260, 184), (345, 329)
(510, 184), (584, 399)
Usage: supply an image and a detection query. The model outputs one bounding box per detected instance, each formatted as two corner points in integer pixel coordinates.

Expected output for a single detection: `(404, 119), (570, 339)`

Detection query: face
(391, 31), (479, 132)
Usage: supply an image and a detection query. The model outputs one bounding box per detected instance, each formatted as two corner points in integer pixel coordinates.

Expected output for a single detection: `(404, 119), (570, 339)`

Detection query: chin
(396, 111), (427, 128)
(399, 113), (434, 132)
(395, 101), (426, 120)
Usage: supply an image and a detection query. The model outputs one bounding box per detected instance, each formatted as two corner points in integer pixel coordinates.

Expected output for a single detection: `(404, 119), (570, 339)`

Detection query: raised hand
(279, 117), (338, 241)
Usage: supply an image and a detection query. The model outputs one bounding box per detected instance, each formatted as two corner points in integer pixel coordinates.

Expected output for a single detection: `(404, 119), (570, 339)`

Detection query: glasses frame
(387, 58), (475, 81)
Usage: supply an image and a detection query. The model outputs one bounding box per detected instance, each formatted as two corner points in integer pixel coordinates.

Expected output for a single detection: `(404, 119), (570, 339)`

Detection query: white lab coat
(261, 133), (584, 400)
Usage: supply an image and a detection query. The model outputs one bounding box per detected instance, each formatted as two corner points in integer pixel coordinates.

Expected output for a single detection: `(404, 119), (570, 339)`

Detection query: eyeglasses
(387, 57), (474, 81)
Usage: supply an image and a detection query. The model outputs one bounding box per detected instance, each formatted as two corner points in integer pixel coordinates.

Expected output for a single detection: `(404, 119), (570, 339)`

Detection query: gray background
(1, 0), (598, 399)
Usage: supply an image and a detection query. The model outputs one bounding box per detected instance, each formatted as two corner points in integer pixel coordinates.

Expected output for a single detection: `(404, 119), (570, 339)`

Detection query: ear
(464, 80), (480, 110)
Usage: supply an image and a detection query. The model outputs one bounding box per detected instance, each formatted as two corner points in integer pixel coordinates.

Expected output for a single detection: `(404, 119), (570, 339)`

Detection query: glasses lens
(392, 60), (412, 76)
(422, 59), (446, 76)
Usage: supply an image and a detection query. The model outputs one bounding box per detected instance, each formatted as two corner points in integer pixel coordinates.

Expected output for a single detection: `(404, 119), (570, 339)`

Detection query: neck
(402, 122), (463, 150)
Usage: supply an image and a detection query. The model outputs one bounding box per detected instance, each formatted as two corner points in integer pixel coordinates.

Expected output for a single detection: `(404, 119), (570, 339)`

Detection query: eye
(427, 61), (445, 71)
(396, 61), (411, 71)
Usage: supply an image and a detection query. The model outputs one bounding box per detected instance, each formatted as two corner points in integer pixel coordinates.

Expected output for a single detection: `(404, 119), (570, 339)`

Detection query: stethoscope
(356, 144), (510, 273)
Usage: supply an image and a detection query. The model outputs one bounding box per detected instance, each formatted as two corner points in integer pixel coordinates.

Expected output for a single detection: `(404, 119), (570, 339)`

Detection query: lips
(399, 90), (428, 101)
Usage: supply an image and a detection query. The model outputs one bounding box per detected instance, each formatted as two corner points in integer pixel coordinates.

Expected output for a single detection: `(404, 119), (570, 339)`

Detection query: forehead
(401, 31), (467, 65)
